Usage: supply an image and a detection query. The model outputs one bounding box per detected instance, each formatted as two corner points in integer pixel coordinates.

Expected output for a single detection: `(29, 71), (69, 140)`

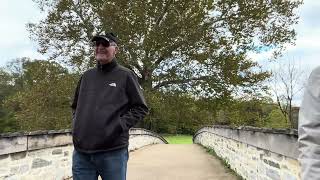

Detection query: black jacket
(71, 59), (149, 153)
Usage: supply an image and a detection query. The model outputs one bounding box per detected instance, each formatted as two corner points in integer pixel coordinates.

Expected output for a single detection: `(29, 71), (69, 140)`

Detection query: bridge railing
(0, 128), (166, 179)
(193, 125), (300, 180)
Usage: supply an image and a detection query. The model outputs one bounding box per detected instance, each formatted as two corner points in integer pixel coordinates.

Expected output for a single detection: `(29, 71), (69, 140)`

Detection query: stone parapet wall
(193, 126), (300, 180)
(129, 128), (168, 151)
(0, 129), (73, 156)
(0, 128), (167, 180)
(1, 145), (73, 180)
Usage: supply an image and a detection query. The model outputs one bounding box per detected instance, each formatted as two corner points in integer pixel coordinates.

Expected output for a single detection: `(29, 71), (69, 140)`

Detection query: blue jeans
(72, 148), (129, 180)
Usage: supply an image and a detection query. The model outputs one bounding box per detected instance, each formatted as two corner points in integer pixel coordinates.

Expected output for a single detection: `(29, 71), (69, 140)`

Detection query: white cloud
(247, 0), (320, 106)
(0, 0), (46, 66)
(19, 46), (46, 60)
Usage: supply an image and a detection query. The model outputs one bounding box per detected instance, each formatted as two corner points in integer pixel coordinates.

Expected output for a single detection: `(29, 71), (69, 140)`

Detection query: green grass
(162, 135), (193, 144)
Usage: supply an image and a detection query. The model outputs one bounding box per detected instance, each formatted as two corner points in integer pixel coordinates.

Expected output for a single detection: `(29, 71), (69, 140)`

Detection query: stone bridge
(0, 126), (300, 180)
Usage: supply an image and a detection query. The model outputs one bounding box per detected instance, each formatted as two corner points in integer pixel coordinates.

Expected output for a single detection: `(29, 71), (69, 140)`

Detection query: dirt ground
(127, 144), (238, 180)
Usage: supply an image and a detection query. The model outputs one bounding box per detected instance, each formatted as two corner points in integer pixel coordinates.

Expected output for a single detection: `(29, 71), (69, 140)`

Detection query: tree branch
(71, 2), (95, 42)
(154, 0), (174, 29)
(153, 76), (210, 89)
(152, 40), (184, 69)
(154, 56), (165, 67)
(122, 47), (143, 73)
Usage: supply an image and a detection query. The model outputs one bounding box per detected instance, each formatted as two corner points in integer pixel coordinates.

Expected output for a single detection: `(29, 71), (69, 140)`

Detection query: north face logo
(108, 83), (117, 87)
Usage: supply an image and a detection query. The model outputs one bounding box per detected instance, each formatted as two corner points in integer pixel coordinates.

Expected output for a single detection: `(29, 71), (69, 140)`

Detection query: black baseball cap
(91, 32), (119, 44)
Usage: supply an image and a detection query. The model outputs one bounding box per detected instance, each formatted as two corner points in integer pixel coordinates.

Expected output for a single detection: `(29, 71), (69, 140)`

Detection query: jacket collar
(96, 58), (118, 72)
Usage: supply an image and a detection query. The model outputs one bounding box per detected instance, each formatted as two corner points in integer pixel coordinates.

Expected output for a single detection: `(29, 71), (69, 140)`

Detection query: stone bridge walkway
(127, 144), (238, 180)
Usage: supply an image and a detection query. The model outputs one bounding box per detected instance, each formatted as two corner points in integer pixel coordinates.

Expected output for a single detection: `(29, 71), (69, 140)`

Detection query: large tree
(28, 0), (302, 99)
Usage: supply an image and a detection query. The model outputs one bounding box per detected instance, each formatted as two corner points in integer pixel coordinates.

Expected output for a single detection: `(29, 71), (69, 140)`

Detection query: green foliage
(1, 0), (303, 132)
(0, 68), (19, 133)
(28, 0), (302, 100)
(3, 59), (78, 131)
(214, 97), (269, 127)
(264, 109), (290, 129)
(143, 91), (216, 134)
(0, 69), (14, 102)
(212, 96), (292, 129)
(0, 110), (18, 133)
(163, 135), (193, 144)
(0, 58), (292, 133)
(214, 95), (290, 128)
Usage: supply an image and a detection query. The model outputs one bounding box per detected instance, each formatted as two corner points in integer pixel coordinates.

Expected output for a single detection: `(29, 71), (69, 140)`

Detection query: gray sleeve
(298, 66), (320, 180)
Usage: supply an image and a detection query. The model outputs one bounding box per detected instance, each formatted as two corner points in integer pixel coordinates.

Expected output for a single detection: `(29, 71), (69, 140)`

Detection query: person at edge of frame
(298, 66), (320, 180)
(71, 32), (149, 180)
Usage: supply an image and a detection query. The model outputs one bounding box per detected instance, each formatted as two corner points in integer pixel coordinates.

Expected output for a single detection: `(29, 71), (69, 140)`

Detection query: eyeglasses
(92, 40), (117, 47)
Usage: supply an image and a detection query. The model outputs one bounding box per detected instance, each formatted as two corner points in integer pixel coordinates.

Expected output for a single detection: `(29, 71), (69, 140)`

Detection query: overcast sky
(0, 0), (319, 105)
(249, 0), (320, 69)
(247, 0), (320, 105)
(0, 0), (46, 65)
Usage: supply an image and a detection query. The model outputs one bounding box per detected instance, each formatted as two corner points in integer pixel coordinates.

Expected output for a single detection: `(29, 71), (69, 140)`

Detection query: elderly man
(298, 67), (320, 180)
(71, 32), (149, 180)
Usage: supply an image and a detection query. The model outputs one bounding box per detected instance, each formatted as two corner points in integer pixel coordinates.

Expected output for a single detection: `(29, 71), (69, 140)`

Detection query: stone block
(10, 166), (19, 174)
(27, 149), (49, 158)
(266, 168), (281, 180)
(2, 174), (18, 180)
(0, 154), (9, 161)
(271, 152), (284, 162)
(10, 152), (27, 161)
(268, 134), (299, 159)
(52, 149), (63, 155)
(281, 164), (289, 170)
(64, 151), (70, 157)
(263, 159), (280, 169)
(0, 136), (27, 155)
(19, 165), (29, 174)
(31, 158), (52, 169)
(0, 167), (9, 175)
(28, 133), (72, 150)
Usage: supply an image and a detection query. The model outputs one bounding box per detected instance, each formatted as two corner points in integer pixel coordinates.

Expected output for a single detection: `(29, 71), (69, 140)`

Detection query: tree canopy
(0, 0), (302, 133)
(28, 0), (302, 100)
(3, 59), (77, 131)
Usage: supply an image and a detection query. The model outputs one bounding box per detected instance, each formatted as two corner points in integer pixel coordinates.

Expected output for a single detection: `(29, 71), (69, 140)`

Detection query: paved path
(127, 144), (238, 180)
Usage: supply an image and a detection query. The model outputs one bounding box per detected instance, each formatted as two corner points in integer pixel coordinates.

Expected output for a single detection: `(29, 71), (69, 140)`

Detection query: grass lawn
(162, 135), (193, 144)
